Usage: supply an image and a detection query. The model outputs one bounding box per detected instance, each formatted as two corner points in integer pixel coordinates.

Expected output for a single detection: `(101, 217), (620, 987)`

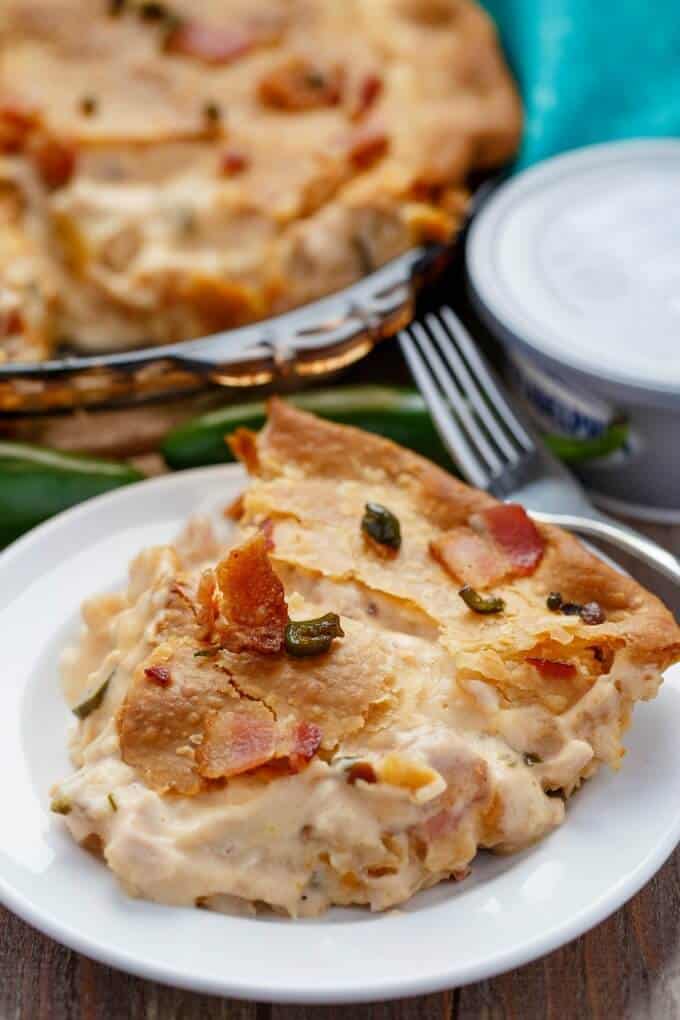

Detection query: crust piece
(251, 399), (680, 675)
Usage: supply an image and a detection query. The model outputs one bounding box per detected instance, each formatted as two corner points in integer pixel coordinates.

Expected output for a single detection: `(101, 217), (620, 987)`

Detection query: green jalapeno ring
(285, 613), (344, 658)
(458, 585), (506, 615)
(72, 670), (114, 720)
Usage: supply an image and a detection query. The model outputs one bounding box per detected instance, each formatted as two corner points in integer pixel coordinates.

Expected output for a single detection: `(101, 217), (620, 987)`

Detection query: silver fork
(399, 306), (680, 585)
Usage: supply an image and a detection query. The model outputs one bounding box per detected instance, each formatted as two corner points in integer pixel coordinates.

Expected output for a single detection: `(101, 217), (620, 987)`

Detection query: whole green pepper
(0, 441), (143, 548)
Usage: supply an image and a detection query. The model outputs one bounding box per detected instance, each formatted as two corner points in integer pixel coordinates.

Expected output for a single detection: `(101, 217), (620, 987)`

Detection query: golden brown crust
(257, 399), (680, 674)
(535, 525), (680, 668)
(117, 639), (236, 795)
(259, 396), (495, 528)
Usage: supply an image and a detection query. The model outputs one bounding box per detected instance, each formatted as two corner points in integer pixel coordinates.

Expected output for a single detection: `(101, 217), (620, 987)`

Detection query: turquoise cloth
(481, 0), (680, 168)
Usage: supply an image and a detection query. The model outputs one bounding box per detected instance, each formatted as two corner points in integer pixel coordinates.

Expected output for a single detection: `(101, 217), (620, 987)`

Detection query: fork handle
(531, 512), (680, 585)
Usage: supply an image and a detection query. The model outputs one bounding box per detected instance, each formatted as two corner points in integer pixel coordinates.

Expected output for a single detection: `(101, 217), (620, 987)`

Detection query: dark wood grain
(1, 527), (677, 1020)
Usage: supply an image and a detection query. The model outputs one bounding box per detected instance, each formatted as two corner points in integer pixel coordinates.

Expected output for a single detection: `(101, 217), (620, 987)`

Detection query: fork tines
(398, 306), (535, 491)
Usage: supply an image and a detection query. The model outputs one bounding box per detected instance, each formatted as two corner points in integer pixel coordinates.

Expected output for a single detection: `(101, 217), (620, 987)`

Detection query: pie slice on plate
(52, 400), (680, 916)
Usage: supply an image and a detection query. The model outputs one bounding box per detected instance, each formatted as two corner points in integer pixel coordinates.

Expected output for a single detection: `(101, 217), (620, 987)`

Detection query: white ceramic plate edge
(0, 466), (678, 1004)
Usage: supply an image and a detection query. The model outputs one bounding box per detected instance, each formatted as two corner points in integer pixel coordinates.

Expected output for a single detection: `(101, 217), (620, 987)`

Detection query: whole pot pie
(51, 402), (680, 917)
(0, 0), (521, 362)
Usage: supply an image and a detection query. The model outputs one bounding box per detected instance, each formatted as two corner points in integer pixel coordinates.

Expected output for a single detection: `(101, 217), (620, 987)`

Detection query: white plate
(0, 466), (678, 1004)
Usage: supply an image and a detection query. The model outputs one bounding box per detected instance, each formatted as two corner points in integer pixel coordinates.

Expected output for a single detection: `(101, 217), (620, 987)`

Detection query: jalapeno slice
(458, 586), (505, 614)
(72, 672), (113, 720)
(50, 796), (72, 815)
(361, 502), (401, 551)
(285, 613), (344, 657)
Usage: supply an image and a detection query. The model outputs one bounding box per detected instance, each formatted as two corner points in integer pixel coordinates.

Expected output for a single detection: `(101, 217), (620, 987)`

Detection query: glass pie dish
(0, 242), (453, 415)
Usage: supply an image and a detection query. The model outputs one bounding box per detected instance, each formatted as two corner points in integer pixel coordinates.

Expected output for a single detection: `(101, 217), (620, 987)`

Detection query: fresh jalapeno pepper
(285, 613), (344, 657)
(161, 386), (455, 472)
(0, 441), (143, 548)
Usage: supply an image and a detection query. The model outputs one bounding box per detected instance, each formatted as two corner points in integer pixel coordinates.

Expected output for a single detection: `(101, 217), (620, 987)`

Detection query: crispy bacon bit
(0, 103), (76, 189)
(346, 761), (377, 785)
(31, 136), (77, 190)
(197, 702), (277, 779)
(227, 427), (259, 474)
(347, 124), (390, 170)
(224, 494), (245, 521)
(351, 73), (383, 120)
(473, 504), (544, 576)
(0, 308), (23, 337)
(430, 528), (506, 589)
(526, 658), (577, 680)
(219, 148), (249, 175)
(199, 533), (288, 654)
(259, 517), (275, 551)
(258, 58), (344, 111)
(288, 721), (322, 772)
(196, 568), (218, 634)
(144, 665), (172, 687)
(0, 103), (39, 154)
(165, 20), (256, 64)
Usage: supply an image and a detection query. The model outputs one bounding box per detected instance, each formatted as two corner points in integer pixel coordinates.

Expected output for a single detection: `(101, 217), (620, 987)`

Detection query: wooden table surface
(1, 518), (678, 1020)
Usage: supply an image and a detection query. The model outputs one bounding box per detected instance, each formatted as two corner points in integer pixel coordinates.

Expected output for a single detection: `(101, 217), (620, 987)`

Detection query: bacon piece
(473, 504), (544, 577)
(347, 124), (390, 170)
(346, 761), (377, 785)
(0, 102), (76, 189)
(198, 534), (288, 654)
(0, 102), (39, 154)
(351, 73), (383, 120)
(0, 308), (23, 337)
(197, 701), (277, 779)
(258, 58), (344, 111)
(144, 665), (172, 687)
(198, 711), (321, 780)
(31, 137), (77, 190)
(224, 494), (245, 521)
(219, 148), (249, 176)
(227, 428), (259, 473)
(430, 528), (506, 589)
(165, 20), (256, 64)
(196, 568), (218, 635)
(287, 721), (322, 772)
(526, 658), (576, 680)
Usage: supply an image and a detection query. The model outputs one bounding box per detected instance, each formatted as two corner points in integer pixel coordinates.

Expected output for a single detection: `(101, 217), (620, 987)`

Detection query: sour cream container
(466, 140), (680, 523)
